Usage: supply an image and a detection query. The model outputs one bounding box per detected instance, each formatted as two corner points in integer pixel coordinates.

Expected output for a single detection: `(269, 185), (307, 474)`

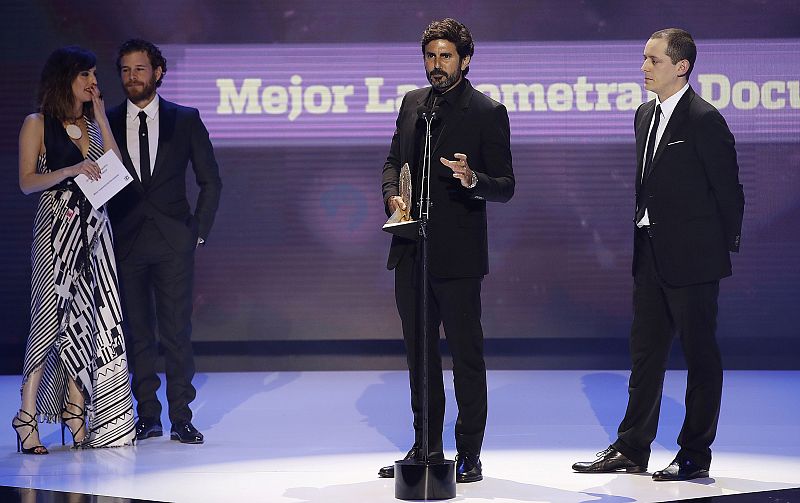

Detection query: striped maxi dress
(21, 114), (135, 447)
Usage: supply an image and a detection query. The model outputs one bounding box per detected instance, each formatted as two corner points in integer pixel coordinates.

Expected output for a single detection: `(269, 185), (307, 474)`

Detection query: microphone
(417, 105), (432, 119)
(416, 105), (429, 119)
(416, 104), (441, 121)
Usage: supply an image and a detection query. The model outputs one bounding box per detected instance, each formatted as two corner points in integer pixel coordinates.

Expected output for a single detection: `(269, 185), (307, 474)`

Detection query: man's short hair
(650, 28), (697, 78)
(116, 39), (167, 87)
(421, 18), (474, 76)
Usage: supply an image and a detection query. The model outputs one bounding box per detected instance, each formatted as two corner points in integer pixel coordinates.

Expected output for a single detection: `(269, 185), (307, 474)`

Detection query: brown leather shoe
(572, 446), (646, 473)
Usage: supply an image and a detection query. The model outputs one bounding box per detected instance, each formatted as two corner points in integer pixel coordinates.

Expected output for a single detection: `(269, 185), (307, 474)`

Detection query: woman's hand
(89, 85), (108, 123)
(67, 159), (101, 181)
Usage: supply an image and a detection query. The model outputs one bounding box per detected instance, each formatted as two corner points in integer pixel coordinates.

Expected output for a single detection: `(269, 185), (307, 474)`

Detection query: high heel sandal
(61, 400), (87, 448)
(11, 409), (48, 455)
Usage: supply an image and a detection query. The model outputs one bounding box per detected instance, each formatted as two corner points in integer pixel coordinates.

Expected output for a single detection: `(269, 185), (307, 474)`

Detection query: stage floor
(0, 370), (798, 502)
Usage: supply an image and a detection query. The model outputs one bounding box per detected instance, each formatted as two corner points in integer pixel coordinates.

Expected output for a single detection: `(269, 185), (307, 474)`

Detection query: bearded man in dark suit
(573, 28), (744, 481)
(107, 39), (222, 445)
(378, 18), (515, 483)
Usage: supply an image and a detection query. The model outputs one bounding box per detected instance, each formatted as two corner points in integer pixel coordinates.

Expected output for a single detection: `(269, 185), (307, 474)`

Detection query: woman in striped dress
(13, 46), (136, 453)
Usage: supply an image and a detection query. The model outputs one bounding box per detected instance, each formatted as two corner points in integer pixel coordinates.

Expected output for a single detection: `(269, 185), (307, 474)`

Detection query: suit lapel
(648, 87), (693, 177)
(404, 90), (428, 166)
(109, 102), (145, 194)
(152, 98), (176, 183)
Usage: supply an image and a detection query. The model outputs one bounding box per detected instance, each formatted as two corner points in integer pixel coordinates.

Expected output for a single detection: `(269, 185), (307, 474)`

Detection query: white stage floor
(1, 370), (798, 502)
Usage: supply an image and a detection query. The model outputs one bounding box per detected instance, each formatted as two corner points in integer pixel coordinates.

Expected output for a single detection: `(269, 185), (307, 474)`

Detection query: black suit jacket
(107, 98), (222, 259)
(382, 79), (514, 278)
(634, 86), (744, 287)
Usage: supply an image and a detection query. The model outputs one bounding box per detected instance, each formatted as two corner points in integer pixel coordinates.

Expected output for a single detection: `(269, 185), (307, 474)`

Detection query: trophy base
(382, 220), (420, 241)
(394, 459), (456, 501)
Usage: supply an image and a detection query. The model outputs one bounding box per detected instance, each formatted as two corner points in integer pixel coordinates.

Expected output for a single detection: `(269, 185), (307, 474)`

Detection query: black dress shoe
(377, 465), (394, 478)
(170, 422), (204, 444)
(456, 452), (482, 483)
(652, 457), (709, 481)
(378, 447), (415, 478)
(378, 447), (445, 478)
(572, 446), (646, 473)
(135, 417), (163, 441)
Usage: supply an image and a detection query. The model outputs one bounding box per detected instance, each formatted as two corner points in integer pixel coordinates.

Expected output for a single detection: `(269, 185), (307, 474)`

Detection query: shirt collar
(656, 82), (689, 122)
(432, 77), (467, 107)
(127, 94), (160, 120)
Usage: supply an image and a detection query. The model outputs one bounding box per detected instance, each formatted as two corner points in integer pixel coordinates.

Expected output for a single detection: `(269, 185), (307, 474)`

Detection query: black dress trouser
(118, 219), (197, 424)
(614, 227), (722, 469)
(394, 248), (488, 456)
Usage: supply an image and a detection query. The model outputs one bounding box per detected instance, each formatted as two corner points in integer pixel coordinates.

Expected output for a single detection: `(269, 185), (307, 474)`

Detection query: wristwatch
(467, 170), (478, 189)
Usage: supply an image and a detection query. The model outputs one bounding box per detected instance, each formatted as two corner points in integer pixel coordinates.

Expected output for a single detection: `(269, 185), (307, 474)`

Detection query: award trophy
(382, 163), (419, 240)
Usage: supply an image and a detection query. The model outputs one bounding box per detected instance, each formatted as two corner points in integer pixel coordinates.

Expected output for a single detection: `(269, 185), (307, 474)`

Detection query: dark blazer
(107, 98), (222, 259)
(634, 86), (744, 287)
(382, 79), (515, 278)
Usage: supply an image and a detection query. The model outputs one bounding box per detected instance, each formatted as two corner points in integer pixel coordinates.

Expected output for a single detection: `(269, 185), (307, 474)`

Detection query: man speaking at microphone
(379, 18), (514, 483)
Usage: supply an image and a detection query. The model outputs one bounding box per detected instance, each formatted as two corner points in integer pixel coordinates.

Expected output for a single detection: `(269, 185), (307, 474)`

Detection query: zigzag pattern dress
(21, 114), (135, 447)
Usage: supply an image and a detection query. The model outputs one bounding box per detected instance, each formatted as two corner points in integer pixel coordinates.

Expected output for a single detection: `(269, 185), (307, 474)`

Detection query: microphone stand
(395, 103), (456, 501)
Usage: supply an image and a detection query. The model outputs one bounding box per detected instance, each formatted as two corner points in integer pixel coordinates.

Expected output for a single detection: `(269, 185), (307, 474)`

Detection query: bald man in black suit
(573, 28), (744, 481)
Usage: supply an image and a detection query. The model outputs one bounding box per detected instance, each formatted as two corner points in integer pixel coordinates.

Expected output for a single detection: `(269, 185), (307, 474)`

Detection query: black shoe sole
(573, 465), (647, 473)
(652, 470), (708, 481)
(170, 433), (204, 444)
(135, 430), (163, 441)
(457, 474), (483, 483)
(378, 470), (394, 479)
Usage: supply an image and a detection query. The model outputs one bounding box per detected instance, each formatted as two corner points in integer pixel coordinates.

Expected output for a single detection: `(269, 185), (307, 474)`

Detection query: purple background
(1, 0), (799, 369)
(161, 40), (800, 145)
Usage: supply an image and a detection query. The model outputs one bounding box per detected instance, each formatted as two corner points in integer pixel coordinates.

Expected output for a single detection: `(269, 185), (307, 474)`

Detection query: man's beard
(124, 76), (157, 102)
(427, 67), (462, 91)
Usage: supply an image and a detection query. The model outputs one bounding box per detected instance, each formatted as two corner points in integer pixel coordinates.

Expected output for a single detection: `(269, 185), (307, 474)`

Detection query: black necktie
(643, 104), (661, 182)
(635, 104), (661, 223)
(138, 111), (151, 187)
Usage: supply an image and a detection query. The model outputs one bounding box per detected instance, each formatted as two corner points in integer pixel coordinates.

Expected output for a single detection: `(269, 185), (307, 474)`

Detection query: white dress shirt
(637, 82), (690, 227)
(126, 95), (160, 181)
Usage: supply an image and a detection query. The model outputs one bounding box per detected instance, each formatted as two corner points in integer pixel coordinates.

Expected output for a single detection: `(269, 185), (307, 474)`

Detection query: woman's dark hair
(421, 18), (474, 76)
(38, 46), (97, 121)
(115, 39), (167, 87)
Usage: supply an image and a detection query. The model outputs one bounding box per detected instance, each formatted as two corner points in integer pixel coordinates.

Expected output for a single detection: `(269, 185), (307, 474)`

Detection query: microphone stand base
(394, 459), (456, 501)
